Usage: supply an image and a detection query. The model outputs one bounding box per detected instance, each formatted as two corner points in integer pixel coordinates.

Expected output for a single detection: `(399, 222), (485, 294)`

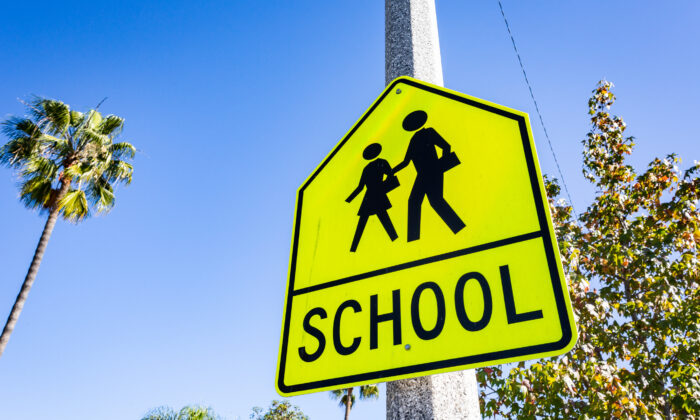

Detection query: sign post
(385, 1), (481, 419)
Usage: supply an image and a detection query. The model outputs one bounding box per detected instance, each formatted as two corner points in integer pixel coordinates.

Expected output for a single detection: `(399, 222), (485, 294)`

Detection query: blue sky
(0, 1), (697, 419)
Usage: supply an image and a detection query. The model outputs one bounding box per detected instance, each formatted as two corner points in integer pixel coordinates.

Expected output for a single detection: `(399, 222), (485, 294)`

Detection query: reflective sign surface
(276, 77), (577, 396)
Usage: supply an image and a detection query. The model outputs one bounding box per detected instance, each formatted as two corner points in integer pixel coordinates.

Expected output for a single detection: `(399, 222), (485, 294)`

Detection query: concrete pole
(385, 1), (481, 419)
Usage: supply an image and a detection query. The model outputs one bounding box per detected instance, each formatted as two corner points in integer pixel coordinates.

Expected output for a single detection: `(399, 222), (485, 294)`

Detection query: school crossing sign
(276, 77), (577, 396)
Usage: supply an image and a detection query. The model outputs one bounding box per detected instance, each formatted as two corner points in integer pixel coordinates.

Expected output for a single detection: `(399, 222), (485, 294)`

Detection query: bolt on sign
(276, 76), (577, 396)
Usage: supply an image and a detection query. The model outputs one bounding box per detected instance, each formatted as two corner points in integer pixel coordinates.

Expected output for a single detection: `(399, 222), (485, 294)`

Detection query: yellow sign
(276, 77), (577, 396)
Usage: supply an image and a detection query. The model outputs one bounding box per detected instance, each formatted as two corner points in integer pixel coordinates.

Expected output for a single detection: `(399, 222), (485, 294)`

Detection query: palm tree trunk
(344, 388), (353, 420)
(0, 181), (68, 358)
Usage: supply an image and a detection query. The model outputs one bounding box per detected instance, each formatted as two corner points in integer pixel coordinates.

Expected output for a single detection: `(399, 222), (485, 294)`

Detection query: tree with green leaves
(478, 81), (699, 418)
(329, 385), (379, 420)
(0, 97), (135, 357)
(141, 405), (220, 420)
(250, 400), (308, 420)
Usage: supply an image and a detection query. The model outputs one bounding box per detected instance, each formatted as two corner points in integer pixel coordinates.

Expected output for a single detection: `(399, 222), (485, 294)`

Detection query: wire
(497, 0), (578, 218)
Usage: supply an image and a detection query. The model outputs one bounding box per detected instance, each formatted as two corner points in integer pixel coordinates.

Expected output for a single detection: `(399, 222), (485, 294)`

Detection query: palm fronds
(141, 405), (220, 420)
(0, 97), (135, 222)
(358, 384), (380, 399)
(19, 175), (53, 210)
(330, 388), (353, 408)
(329, 385), (379, 411)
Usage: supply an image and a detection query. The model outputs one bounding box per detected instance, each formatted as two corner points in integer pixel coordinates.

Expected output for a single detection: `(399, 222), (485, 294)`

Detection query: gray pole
(385, 1), (481, 419)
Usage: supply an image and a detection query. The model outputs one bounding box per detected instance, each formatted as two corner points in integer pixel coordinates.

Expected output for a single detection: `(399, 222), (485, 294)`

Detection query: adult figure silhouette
(393, 110), (465, 241)
(346, 143), (399, 252)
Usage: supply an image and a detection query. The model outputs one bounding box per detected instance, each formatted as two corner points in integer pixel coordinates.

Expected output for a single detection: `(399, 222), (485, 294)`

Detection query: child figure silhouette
(346, 143), (399, 252)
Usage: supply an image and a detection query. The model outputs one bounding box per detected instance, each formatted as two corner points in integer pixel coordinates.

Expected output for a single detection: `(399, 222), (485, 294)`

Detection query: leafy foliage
(141, 405), (220, 420)
(0, 97), (135, 222)
(478, 81), (700, 418)
(250, 400), (309, 420)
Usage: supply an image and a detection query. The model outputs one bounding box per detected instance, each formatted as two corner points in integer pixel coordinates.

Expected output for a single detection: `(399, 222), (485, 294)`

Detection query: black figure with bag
(392, 110), (466, 242)
(346, 143), (400, 252)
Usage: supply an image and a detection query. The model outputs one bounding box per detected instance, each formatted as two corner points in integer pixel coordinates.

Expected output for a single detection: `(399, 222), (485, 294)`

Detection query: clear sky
(0, 1), (697, 419)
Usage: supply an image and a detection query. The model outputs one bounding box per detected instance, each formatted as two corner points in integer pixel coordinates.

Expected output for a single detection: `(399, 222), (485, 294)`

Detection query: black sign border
(277, 77), (574, 394)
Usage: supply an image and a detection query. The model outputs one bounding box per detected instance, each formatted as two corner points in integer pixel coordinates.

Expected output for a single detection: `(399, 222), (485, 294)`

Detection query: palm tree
(142, 405), (220, 420)
(329, 385), (379, 420)
(0, 97), (135, 358)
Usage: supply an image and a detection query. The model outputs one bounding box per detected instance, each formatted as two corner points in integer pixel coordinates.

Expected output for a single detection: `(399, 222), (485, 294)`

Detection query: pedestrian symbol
(346, 110), (466, 252)
(393, 110), (465, 242)
(346, 143), (398, 252)
(276, 77), (578, 396)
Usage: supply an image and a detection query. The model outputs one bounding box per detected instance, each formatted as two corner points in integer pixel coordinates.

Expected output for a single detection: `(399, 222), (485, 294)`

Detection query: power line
(497, 1), (578, 218)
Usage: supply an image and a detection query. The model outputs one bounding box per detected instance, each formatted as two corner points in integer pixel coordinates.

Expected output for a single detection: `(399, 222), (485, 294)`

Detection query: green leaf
(57, 189), (89, 222)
